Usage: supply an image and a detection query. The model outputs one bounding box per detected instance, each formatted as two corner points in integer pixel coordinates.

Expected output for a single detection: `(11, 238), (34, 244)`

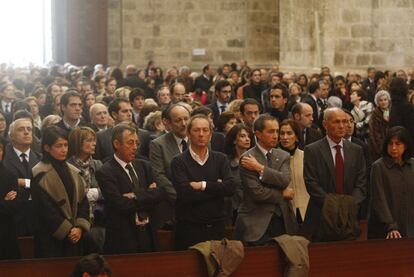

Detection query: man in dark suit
(88, 103), (109, 132)
(206, 80), (232, 128)
(55, 90), (86, 135)
(94, 98), (150, 162)
(292, 103), (322, 149)
(243, 69), (266, 107)
(149, 104), (190, 228)
(123, 65), (146, 89)
(0, 83), (15, 124)
(194, 64), (213, 93)
(343, 109), (371, 219)
(234, 114), (297, 245)
(301, 81), (321, 126)
(171, 114), (235, 250)
(96, 124), (164, 254)
(267, 83), (289, 123)
(3, 118), (41, 236)
(303, 108), (366, 241)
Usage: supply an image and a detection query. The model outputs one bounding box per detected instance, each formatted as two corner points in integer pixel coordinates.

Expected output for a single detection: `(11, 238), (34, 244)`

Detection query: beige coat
(288, 149), (309, 221)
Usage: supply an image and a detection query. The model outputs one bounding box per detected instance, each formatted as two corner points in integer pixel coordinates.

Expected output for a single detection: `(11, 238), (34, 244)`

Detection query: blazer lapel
(6, 145), (27, 177)
(252, 146), (266, 165)
(343, 140), (352, 193)
(110, 158), (135, 191)
(166, 132), (180, 155)
(320, 138), (335, 190)
(28, 151), (40, 173)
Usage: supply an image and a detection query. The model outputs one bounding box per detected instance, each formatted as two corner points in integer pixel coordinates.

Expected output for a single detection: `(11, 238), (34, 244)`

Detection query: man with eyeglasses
(94, 98), (151, 162)
(207, 80), (232, 128)
(96, 124), (163, 254)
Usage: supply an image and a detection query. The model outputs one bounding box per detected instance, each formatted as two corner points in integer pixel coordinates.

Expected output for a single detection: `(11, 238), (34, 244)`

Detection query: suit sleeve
(204, 155), (235, 197)
(351, 147), (367, 204)
(133, 161), (164, 211)
(303, 146), (327, 206)
(93, 132), (104, 161)
(370, 162), (398, 232)
(0, 174), (18, 217)
(261, 154), (291, 189)
(171, 156), (214, 203)
(96, 167), (138, 213)
(149, 140), (177, 202)
(240, 165), (284, 204)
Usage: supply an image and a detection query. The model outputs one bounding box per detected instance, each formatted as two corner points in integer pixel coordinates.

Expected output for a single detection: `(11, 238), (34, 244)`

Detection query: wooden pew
(18, 223), (367, 259)
(4, 238), (414, 277)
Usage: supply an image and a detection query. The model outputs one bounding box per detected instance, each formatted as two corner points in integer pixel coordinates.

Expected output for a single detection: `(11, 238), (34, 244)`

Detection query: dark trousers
(248, 214), (286, 246)
(175, 220), (225, 251)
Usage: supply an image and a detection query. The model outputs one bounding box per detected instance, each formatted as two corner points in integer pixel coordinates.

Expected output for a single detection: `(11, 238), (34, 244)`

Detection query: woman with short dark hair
(368, 126), (414, 239)
(32, 126), (90, 257)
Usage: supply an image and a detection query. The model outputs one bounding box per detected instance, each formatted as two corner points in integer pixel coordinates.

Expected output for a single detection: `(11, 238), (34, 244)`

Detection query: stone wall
(280, 0), (414, 71)
(107, 0), (279, 71)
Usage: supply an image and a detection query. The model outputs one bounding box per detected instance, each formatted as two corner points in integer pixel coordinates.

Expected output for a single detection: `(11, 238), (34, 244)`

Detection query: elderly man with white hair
(3, 118), (42, 236)
(89, 103), (110, 132)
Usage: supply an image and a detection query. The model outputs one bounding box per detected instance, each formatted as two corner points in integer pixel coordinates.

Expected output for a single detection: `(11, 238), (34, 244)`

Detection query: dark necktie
(181, 139), (188, 152)
(334, 145), (344, 194)
(266, 151), (272, 168)
(125, 164), (148, 221)
(125, 164), (140, 190)
(220, 105), (226, 113)
(20, 153), (30, 177)
(5, 103), (10, 113)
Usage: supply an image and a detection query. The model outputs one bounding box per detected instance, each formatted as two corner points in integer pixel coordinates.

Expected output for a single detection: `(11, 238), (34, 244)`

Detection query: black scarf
(50, 158), (75, 206)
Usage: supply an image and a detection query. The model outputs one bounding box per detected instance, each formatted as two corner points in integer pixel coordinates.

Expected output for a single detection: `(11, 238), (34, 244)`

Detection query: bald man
(89, 103), (109, 132)
(302, 108), (366, 241)
(291, 102), (322, 149)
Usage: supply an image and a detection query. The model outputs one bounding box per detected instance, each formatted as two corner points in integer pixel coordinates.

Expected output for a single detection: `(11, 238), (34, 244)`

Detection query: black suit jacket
(3, 144), (41, 236)
(302, 137), (366, 240)
(55, 119), (87, 136)
(0, 162), (20, 259)
(206, 102), (220, 128)
(96, 158), (164, 254)
(94, 127), (151, 162)
(302, 95), (319, 125)
(194, 75), (212, 93)
(298, 127), (322, 150)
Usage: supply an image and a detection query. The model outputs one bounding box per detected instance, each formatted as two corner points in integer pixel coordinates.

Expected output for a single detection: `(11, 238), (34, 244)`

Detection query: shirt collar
(13, 147), (30, 160)
(173, 133), (187, 145)
(256, 142), (272, 157)
(326, 136), (343, 149)
(216, 100), (227, 108)
(189, 145), (209, 166)
(114, 153), (129, 169)
(63, 118), (80, 129)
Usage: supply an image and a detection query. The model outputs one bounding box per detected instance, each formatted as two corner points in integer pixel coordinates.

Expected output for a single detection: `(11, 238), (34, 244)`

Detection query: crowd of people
(0, 60), (414, 260)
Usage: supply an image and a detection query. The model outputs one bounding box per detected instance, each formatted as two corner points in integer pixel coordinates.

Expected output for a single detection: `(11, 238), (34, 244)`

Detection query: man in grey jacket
(234, 114), (298, 245)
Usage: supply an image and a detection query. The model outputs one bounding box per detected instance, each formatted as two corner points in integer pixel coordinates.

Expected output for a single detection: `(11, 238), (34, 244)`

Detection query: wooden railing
(1, 238), (414, 277)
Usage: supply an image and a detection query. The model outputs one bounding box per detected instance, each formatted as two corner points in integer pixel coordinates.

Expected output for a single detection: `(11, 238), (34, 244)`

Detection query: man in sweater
(171, 114), (235, 250)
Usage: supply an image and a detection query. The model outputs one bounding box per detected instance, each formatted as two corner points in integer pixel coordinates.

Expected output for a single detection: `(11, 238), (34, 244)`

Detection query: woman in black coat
(0, 137), (20, 260)
(368, 127), (414, 239)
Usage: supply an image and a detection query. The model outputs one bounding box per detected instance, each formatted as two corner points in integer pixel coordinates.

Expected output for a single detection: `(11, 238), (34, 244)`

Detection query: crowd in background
(1, 59), (414, 260)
